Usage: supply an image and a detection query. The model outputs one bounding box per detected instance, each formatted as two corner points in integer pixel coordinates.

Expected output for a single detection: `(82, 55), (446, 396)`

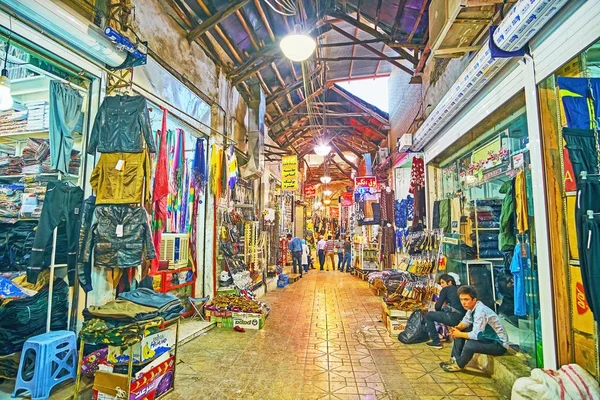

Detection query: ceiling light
(320, 176), (332, 184)
(280, 26), (316, 62)
(323, 189), (332, 196)
(323, 199), (331, 206)
(314, 144), (331, 157)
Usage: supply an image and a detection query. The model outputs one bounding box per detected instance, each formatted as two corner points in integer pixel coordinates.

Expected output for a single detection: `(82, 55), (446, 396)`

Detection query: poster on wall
(459, 131), (509, 187)
(304, 185), (316, 198)
(340, 192), (353, 207)
(330, 207), (340, 219)
(282, 155), (297, 190)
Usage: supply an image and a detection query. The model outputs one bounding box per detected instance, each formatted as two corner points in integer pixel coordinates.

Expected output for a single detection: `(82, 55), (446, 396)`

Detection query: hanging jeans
(28, 181), (84, 285)
(49, 81), (83, 174)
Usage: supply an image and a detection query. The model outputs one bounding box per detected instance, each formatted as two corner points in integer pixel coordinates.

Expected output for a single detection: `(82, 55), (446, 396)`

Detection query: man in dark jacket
(425, 274), (466, 349)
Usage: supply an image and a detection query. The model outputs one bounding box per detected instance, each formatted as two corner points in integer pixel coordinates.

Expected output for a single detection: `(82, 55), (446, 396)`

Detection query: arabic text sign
(354, 176), (377, 192)
(282, 155), (298, 190)
(304, 185), (316, 198)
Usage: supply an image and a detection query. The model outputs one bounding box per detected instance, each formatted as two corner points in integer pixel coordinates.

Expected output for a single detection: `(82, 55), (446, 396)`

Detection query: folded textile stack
(0, 352), (20, 379)
(80, 288), (183, 346)
(0, 184), (25, 223)
(0, 108), (28, 136)
(0, 156), (23, 175)
(0, 221), (37, 271)
(0, 278), (69, 355)
(20, 181), (47, 219)
(25, 101), (49, 132)
(21, 138), (50, 174)
(69, 149), (81, 175)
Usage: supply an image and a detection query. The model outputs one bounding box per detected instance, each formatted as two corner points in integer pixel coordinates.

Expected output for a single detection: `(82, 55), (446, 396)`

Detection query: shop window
(436, 110), (543, 368)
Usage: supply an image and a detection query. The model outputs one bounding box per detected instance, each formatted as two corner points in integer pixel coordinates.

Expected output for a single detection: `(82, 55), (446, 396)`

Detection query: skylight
(336, 76), (389, 113)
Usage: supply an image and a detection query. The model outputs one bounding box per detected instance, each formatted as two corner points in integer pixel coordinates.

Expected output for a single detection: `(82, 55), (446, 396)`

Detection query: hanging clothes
(499, 179), (516, 251)
(192, 138), (207, 192)
(48, 81), (83, 174)
(228, 145), (238, 190)
(151, 108), (170, 274)
(514, 170), (529, 235)
(556, 77), (600, 130)
(380, 188), (395, 224)
(210, 145), (223, 199)
(510, 241), (530, 317)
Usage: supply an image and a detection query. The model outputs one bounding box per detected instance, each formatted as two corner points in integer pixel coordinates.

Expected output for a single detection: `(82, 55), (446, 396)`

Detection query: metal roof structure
(165, 0), (430, 181)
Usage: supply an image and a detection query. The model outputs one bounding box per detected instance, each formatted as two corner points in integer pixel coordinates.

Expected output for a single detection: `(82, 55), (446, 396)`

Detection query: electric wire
(264, 0), (296, 16)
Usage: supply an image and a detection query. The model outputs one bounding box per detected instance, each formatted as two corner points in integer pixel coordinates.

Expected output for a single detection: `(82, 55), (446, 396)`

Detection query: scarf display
(228, 145), (238, 190)
(151, 108), (170, 274)
(210, 144), (223, 199)
(192, 138), (207, 192)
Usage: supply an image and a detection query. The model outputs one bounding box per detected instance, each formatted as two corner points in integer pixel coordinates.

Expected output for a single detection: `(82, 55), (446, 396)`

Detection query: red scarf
(151, 107), (170, 273)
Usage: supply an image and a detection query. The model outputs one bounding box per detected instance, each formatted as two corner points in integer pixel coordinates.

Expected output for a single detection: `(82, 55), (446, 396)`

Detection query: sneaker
(439, 357), (455, 368)
(426, 341), (443, 349)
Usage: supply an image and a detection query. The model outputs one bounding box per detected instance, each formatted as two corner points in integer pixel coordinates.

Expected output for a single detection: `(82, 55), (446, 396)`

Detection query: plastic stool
(12, 330), (77, 400)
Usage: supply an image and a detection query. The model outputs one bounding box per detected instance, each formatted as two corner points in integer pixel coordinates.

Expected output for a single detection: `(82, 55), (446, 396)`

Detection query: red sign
(576, 282), (590, 315)
(354, 176), (378, 191)
(304, 185), (316, 198)
(340, 192), (353, 207)
(330, 207), (340, 219)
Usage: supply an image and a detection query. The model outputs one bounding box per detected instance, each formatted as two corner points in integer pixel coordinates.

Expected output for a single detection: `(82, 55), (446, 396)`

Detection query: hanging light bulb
(0, 40), (13, 111)
(323, 198), (332, 206)
(323, 189), (332, 197)
(314, 144), (331, 157)
(320, 176), (332, 184)
(280, 25), (316, 62)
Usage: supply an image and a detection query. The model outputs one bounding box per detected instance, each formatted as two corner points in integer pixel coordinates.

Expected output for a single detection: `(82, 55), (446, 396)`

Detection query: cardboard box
(232, 312), (265, 330)
(107, 327), (176, 365)
(387, 317), (408, 338)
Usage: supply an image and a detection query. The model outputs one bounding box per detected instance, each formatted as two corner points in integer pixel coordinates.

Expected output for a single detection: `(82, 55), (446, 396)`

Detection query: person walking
(334, 234), (344, 271)
(325, 235), (336, 271)
(317, 236), (326, 270)
(341, 236), (352, 272)
(287, 233), (303, 277)
(440, 286), (509, 372)
(301, 239), (310, 274)
(424, 274), (466, 349)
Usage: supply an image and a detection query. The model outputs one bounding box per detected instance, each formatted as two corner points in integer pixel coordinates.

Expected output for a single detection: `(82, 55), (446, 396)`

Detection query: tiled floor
(165, 270), (507, 400)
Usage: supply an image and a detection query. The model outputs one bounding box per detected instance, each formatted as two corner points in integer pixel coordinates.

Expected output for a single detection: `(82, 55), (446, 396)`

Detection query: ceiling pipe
(0, 0), (127, 68)
(411, 0), (572, 151)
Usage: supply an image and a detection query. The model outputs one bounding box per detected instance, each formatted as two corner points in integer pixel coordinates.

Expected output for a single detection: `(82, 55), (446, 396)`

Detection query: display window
(434, 108), (543, 369)
(538, 38), (600, 376)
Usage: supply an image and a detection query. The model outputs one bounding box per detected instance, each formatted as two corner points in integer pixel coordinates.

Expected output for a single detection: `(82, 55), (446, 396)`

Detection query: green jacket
(499, 180), (516, 251)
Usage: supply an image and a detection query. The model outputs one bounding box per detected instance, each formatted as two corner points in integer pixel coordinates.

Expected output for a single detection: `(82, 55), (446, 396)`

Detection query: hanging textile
(151, 108), (170, 274)
(49, 81), (83, 174)
(210, 144), (223, 199)
(409, 156), (425, 194)
(192, 138), (207, 192)
(228, 145), (238, 190)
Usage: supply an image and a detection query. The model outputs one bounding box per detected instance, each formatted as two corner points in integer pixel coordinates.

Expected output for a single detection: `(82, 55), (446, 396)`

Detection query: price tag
(116, 224), (124, 237)
(115, 160), (124, 171)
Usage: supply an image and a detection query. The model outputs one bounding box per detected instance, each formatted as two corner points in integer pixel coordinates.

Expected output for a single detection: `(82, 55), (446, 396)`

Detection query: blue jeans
(341, 253), (352, 271)
(337, 253), (343, 270)
(49, 81), (83, 174)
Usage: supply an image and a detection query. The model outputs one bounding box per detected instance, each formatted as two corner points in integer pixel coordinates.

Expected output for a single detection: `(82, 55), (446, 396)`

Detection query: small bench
(288, 274), (301, 284)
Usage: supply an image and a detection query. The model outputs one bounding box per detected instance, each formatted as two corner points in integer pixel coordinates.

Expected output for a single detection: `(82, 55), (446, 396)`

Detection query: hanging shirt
(510, 242), (529, 317)
(556, 77), (600, 129)
(515, 170), (529, 234)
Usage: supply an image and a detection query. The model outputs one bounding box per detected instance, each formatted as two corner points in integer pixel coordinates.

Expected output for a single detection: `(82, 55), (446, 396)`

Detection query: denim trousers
(424, 311), (463, 343)
(341, 253), (352, 271)
(451, 337), (506, 368)
(337, 252), (343, 270)
(291, 250), (303, 275)
(318, 249), (325, 270)
(29, 181), (84, 285)
(49, 81), (83, 174)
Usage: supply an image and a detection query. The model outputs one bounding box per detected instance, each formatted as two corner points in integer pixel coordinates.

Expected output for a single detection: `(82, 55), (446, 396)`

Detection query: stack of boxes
(381, 300), (410, 338)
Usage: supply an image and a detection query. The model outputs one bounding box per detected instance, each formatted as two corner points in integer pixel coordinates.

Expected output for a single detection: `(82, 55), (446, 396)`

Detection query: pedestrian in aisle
(301, 239), (310, 274)
(287, 233), (303, 277)
(334, 234), (344, 271)
(325, 235), (336, 271)
(440, 286), (509, 372)
(341, 235), (352, 272)
(317, 235), (326, 270)
(424, 274), (465, 349)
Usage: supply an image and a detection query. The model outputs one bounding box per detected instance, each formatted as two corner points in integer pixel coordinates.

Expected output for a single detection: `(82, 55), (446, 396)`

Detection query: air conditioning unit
(397, 134), (413, 152)
(377, 147), (389, 164)
(160, 233), (189, 268)
(429, 0), (496, 58)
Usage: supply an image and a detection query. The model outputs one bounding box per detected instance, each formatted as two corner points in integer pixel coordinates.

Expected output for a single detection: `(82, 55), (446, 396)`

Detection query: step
(468, 353), (531, 397)
(288, 274), (301, 283)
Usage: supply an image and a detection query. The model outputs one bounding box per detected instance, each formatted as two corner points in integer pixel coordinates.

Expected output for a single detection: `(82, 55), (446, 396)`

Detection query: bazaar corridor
(165, 272), (505, 400)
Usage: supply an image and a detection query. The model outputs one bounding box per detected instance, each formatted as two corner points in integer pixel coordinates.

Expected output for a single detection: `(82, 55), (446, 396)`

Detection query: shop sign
(340, 192), (353, 207)
(304, 185), (316, 198)
(512, 153), (525, 169)
(354, 176), (377, 193)
(233, 312), (264, 330)
(330, 207), (340, 219)
(281, 155), (298, 190)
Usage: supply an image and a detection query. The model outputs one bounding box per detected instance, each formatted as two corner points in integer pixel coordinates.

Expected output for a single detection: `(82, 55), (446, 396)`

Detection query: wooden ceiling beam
(231, 55), (276, 85)
(266, 64), (322, 105)
(328, 23), (414, 75)
(317, 56), (404, 62)
(270, 84), (330, 130)
(187, 0), (250, 42)
(391, 0), (408, 39)
(330, 85), (389, 125)
(329, 12), (417, 64)
(330, 140), (358, 170)
(236, 8), (260, 51)
(374, 0), (383, 31)
(193, 0), (243, 64)
(271, 62), (294, 108)
(334, 139), (363, 158)
(253, 0), (276, 42)
(407, 0), (430, 43)
(348, 27), (359, 79)
(321, 38), (383, 47)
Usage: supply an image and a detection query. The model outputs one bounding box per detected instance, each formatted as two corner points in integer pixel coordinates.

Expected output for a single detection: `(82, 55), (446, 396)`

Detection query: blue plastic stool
(12, 330), (77, 400)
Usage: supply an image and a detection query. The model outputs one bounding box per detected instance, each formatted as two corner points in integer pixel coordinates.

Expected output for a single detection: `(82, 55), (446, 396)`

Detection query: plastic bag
(398, 309), (429, 344)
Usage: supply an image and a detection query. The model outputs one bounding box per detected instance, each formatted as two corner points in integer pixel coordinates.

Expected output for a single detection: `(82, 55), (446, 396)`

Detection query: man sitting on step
(441, 285), (509, 372)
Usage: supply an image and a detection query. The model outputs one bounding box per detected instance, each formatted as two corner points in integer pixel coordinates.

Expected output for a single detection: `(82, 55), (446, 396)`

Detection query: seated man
(425, 273), (465, 349)
(441, 285), (509, 372)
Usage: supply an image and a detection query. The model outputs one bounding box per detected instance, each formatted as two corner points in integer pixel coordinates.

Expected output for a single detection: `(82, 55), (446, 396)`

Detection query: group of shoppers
(287, 233), (353, 274)
(425, 274), (509, 373)
(317, 234), (352, 272)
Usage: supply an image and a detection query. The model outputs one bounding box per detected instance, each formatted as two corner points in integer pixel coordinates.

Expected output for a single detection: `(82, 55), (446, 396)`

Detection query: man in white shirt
(441, 285), (509, 372)
(317, 236), (326, 270)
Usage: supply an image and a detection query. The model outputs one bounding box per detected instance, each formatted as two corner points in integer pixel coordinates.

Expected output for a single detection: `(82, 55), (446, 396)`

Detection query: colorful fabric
(192, 138), (207, 192)
(152, 108), (170, 273)
(80, 317), (162, 346)
(210, 145), (223, 198)
(228, 145), (238, 190)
